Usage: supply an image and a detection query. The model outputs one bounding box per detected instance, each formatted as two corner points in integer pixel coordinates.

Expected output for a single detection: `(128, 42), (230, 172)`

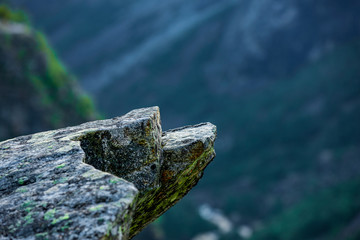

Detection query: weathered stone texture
(0, 107), (216, 239)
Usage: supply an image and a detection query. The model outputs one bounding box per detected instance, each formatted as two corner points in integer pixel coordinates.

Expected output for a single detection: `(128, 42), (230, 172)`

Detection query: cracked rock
(0, 106), (216, 239)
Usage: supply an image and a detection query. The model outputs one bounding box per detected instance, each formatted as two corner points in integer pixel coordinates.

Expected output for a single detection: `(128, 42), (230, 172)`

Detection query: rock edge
(0, 107), (216, 240)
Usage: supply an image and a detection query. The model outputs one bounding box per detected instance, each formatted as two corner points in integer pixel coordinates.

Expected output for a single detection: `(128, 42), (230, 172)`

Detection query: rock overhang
(0, 106), (216, 239)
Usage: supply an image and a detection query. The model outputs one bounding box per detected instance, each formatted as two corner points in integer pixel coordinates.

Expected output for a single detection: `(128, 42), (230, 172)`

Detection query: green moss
(15, 186), (28, 193)
(44, 209), (56, 221)
(55, 163), (66, 169)
(35, 232), (48, 240)
(51, 213), (70, 225)
(24, 212), (33, 224)
(22, 200), (35, 209)
(90, 204), (104, 212)
(109, 179), (121, 184)
(129, 147), (215, 238)
(25, 207), (32, 213)
(60, 225), (70, 232)
(18, 177), (27, 185)
(52, 177), (67, 184)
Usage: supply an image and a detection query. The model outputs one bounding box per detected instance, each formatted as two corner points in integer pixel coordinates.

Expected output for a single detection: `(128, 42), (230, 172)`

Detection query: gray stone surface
(0, 107), (216, 239)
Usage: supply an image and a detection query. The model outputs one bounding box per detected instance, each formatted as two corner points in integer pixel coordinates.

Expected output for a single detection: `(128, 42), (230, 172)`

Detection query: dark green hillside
(150, 40), (360, 239)
(0, 5), (98, 141)
(0, 4), (28, 23)
(251, 179), (360, 240)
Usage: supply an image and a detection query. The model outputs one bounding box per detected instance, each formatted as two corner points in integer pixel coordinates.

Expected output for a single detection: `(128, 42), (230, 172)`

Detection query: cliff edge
(0, 107), (216, 239)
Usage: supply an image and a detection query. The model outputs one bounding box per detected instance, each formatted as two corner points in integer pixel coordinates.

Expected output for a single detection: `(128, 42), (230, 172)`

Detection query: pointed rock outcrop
(0, 107), (216, 239)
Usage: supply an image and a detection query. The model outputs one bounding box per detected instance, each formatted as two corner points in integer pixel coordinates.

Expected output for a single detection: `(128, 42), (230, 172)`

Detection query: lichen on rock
(0, 107), (216, 239)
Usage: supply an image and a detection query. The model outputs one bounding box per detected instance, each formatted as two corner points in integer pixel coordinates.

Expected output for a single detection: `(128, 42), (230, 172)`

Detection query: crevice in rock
(76, 127), (162, 191)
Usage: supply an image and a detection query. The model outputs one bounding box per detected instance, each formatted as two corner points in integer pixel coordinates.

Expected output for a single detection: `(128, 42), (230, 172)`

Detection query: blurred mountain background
(0, 4), (98, 141)
(1, 0), (360, 239)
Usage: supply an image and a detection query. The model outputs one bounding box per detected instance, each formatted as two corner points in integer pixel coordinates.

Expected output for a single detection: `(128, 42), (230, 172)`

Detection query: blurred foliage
(0, 5), (99, 140)
(156, 38), (360, 239)
(251, 178), (360, 240)
(0, 4), (28, 23)
(32, 32), (99, 125)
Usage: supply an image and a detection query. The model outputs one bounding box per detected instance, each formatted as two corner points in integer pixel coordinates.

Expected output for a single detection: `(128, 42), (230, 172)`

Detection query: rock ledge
(0, 107), (216, 240)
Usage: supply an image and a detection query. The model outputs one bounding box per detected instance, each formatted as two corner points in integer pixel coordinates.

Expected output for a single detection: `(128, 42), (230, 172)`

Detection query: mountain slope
(0, 5), (98, 141)
(146, 38), (360, 240)
(6, 1), (360, 239)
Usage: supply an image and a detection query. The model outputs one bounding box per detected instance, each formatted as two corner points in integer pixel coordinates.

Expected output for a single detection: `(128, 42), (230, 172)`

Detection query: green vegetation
(0, 5), (28, 23)
(52, 177), (67, 184)
(51, 213), (69, 225)
(0, 4), (99, 141)
(29, 31), (99, 127)
(18, 177), (28, 185)
(89, 204), (104, 212)
(157, 38), (360, 239)
(22, 200), (35, 209)
(44, 209), (70, 225)
(2, 3), (360, 239)
(35, 232), (48, 239)
(44, 209), (56, 221)
(24, 212), (34, 224)
(55, 163), (66, 169)
(130, 147), (216, 238)
(15, 187), (28, 193)
(251, 179), (360, 240)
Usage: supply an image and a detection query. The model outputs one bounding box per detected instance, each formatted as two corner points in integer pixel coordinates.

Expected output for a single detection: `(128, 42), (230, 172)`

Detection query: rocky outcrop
(0, 107), (216, 239)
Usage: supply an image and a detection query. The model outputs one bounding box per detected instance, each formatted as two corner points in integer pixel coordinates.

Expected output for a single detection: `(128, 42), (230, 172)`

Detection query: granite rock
(0, 107), (216, 239)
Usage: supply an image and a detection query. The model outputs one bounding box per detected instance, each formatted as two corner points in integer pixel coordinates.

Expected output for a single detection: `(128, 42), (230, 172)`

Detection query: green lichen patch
(89, 204), (104, 212)
(22, 200), (35, 209)
(35, 232), (48, 240)
(15, 186), (28, 193)
(24, 212), (34, 224)
(25, 207), (32, 213)
(55, 163), (66, 169)
(52, 177), (67, 184)
(99, 185), (109, 190)
(44, 209), (56, 221)
(18, 177), (28, 185)
(60, 224), (70, 232)
(51, 213), (70, 225)
(109, 178), (122, 184)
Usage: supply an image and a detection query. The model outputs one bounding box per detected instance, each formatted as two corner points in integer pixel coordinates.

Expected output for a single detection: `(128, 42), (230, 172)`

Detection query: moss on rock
(0, 107), (216, 239)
